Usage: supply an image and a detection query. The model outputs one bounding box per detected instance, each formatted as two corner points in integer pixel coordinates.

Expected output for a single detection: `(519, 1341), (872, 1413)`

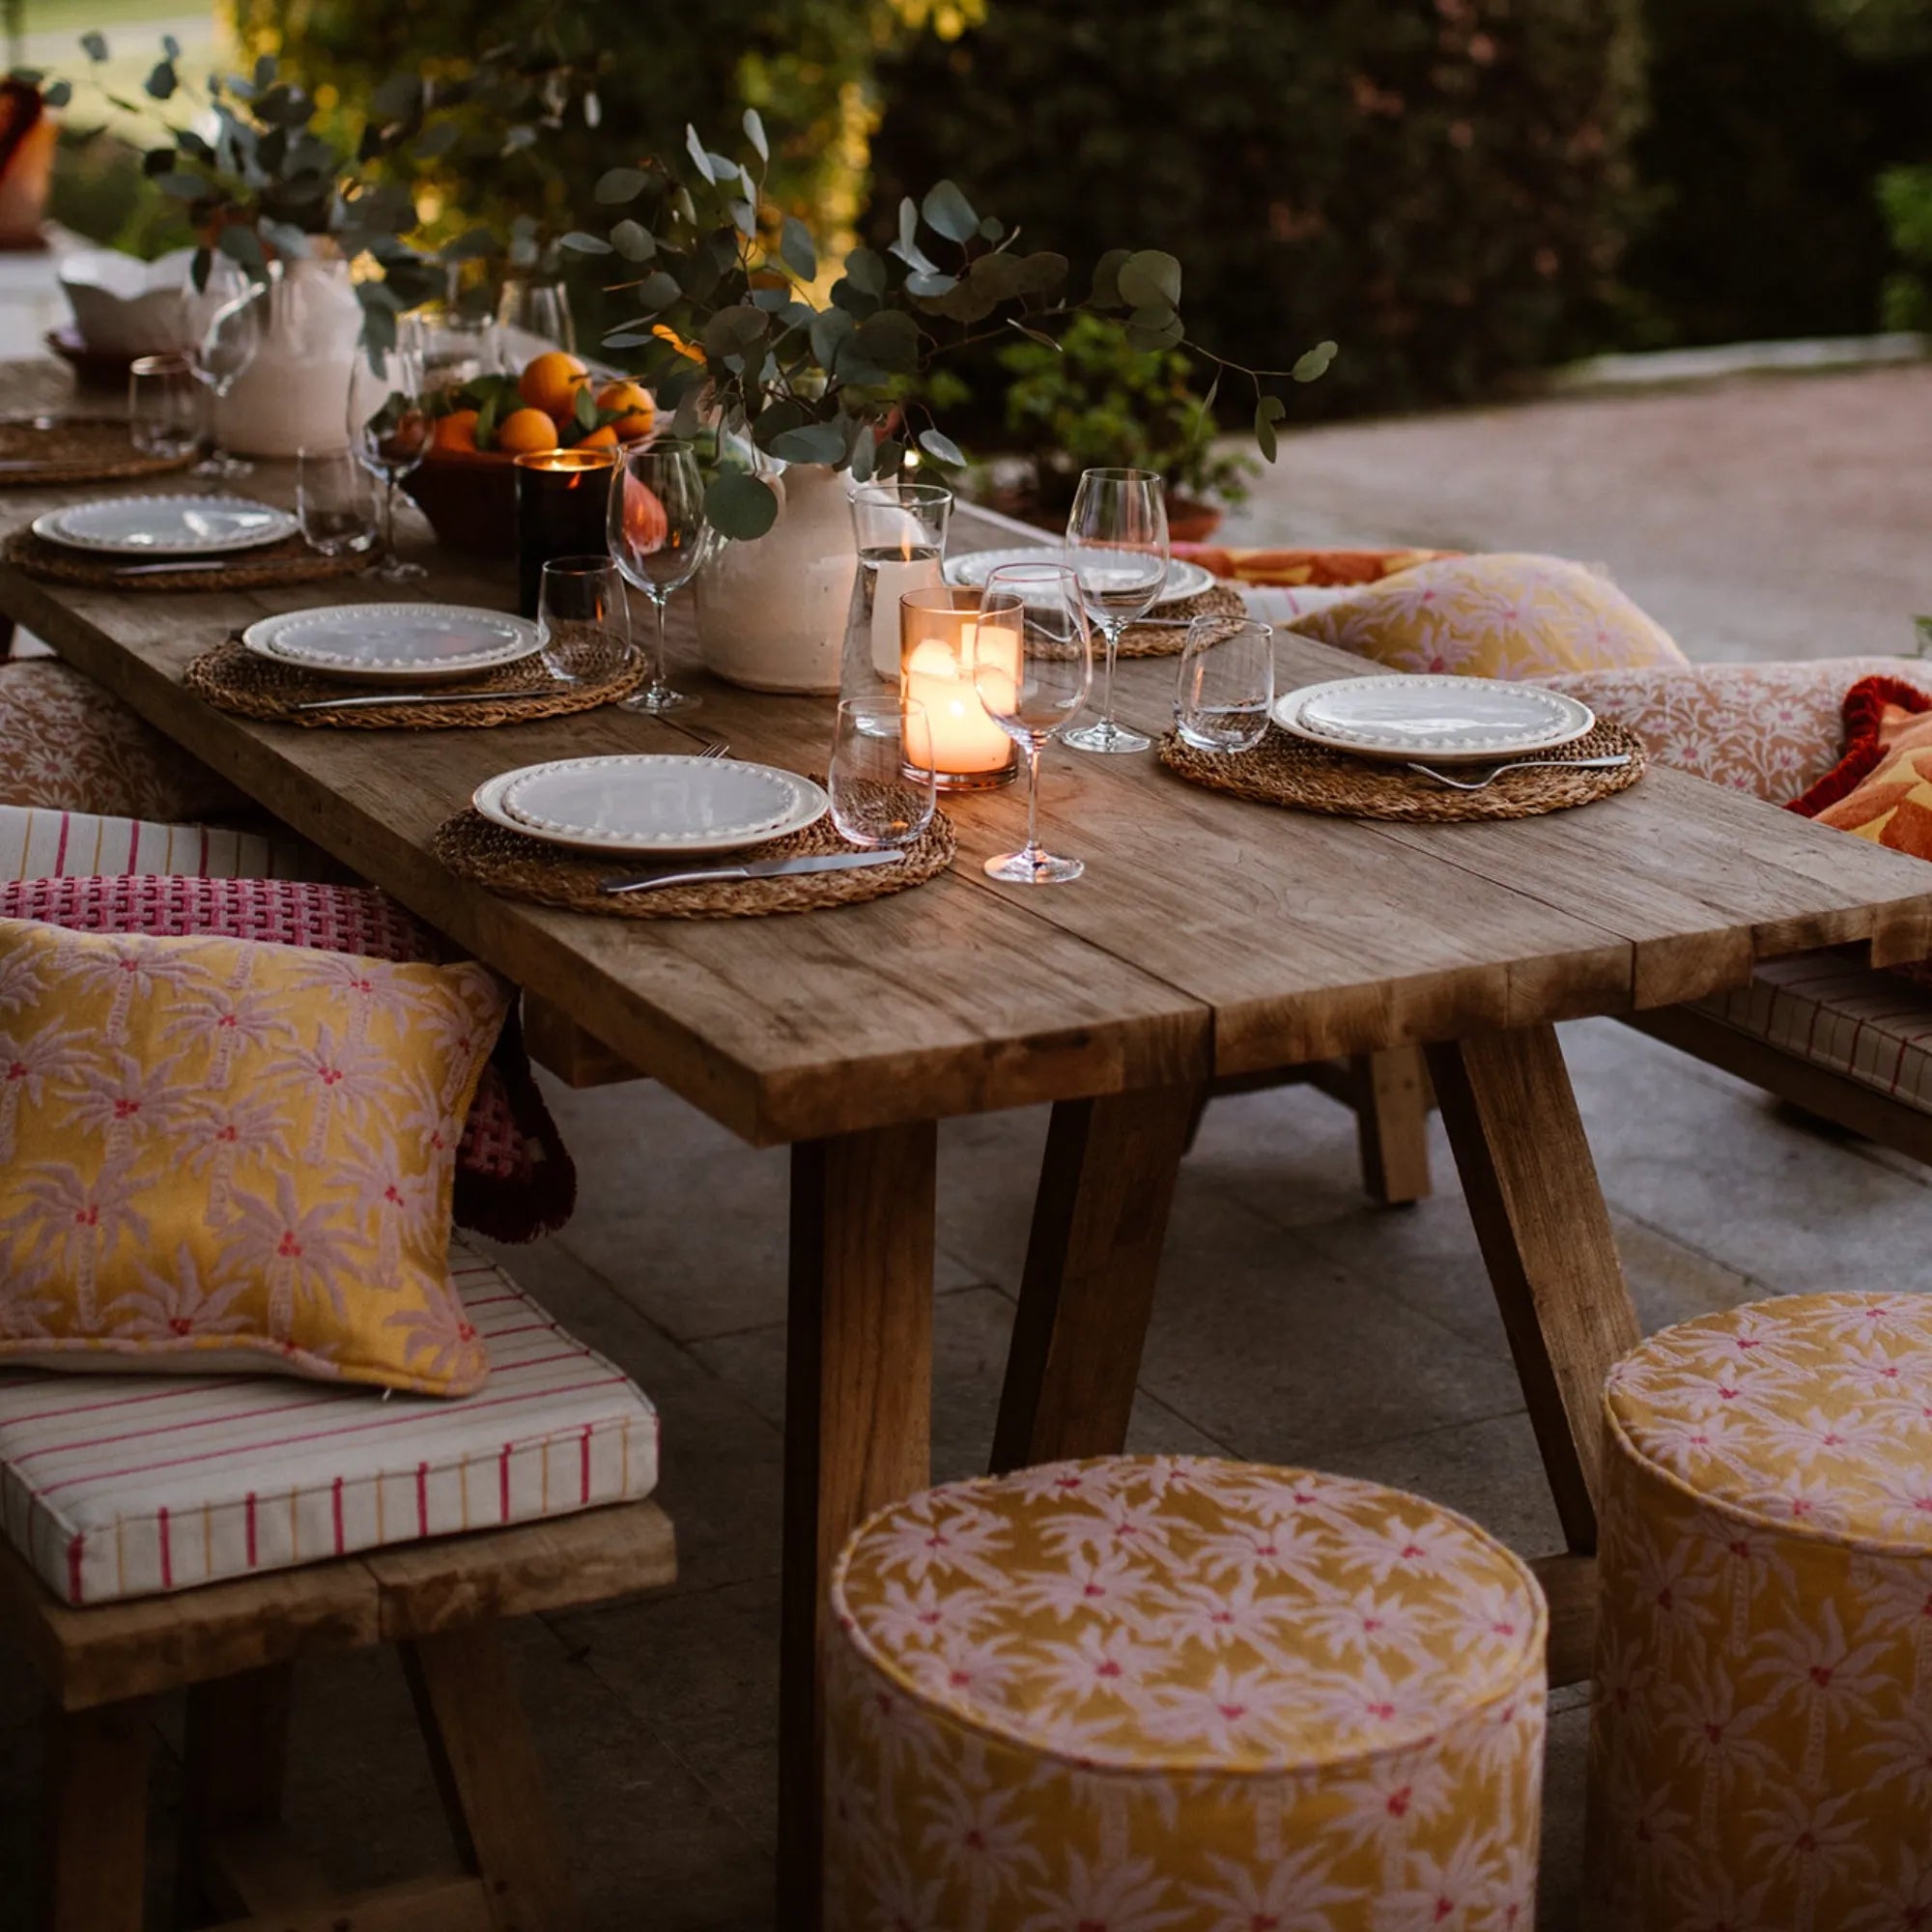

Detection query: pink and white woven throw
(0, 873), (576, 1239)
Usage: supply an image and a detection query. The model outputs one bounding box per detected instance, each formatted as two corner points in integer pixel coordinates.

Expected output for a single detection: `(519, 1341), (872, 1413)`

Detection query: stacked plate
(945, 546), (1216, 607)
(32, 493), (300, 556)
(241, 605), (541, 684)
(1273, 674), (1596, 764)
(474, 754), (829, 857)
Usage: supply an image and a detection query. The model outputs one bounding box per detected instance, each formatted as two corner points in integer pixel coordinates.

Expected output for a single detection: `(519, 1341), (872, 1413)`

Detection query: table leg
(778, 1121), (937, 1932)
(1427, 1025), (1642, 1554)
(990, 1084), (1197, 1473)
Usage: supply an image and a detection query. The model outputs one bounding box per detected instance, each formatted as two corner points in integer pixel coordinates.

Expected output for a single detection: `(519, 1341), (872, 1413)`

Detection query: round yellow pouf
(1587, 1293), (1932, 1930)
(825, 1455), (1548, 1928)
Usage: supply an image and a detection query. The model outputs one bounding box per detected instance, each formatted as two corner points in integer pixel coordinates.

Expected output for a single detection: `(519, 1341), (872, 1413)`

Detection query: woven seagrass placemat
(431, 803), (955, 920)
(1118, 582), (1245, 658)
(3, 526), (365, 593)
(0, 415), (195, 487)
(1158, 719), (1646, 822)
(184, 630), (643, 729)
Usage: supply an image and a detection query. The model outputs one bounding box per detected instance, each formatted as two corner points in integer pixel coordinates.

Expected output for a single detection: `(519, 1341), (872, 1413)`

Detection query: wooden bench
(9, 1498), (675, 1932)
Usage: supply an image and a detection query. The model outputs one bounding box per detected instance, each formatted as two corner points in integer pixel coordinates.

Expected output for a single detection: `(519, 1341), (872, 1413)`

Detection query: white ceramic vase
(694, 463), (857, 694)
(213, 255), (363, 459)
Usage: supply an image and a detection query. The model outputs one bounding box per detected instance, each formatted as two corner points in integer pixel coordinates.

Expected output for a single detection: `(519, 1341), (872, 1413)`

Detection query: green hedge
(867, 0), (1646, 416)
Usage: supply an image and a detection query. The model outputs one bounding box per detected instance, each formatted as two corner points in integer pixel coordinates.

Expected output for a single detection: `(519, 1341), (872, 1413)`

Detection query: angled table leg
(1427, 1025), (1642, 1556)
(779, 1121), (937, 1932)
(991, 1083), (1198, 1472)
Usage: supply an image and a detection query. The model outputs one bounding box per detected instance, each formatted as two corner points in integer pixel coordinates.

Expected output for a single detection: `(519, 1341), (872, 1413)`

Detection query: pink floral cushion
(0, 875), (575, 1239)
(0, 660), (245, 821)
(1540, 658), (1932, 805)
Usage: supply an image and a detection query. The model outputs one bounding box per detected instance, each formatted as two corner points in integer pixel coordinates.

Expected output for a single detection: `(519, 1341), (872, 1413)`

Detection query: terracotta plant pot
(404, 455), (518, 555)
(1165, 496), (1224, 545)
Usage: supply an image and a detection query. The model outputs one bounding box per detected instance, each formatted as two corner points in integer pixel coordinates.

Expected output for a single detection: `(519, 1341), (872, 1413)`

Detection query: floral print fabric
(826, 1456), (1548, 1930)
(1587, 1294), (1932, 1930)
(1286, 552), (1687, 679)
(0, 915), (507, 1395)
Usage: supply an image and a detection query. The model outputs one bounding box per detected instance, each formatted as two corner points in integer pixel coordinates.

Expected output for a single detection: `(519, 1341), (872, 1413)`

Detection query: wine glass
(538, 554), (630, 686)
(608, 440), (710, 714)
(346, 319), (431, 583)
(497, 275), (577, 356)
(973, 563), (1094, 884)
(1063, 466), (1169, 755)
(184, 275), (267, 479)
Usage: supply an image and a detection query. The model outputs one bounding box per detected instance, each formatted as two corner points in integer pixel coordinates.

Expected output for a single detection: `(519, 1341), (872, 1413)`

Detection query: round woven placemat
(2, 525), (366, 592)
(183, 630), (643, 729)
(1118, 582), (1247, 658)
(431, 803), (955, 920)
(0, 415), (196, 487)
(1158, 719), (1646, 822)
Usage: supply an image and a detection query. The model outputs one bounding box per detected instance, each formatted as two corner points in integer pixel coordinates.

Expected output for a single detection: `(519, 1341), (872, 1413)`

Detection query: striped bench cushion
(1693, 952), (1932, 1112)
(0, 803), (319, 883)
(0, 1236), (659, 1605)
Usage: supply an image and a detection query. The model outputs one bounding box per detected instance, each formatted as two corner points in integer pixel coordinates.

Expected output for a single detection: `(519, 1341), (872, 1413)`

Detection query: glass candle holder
(898, 586), (1020, 792)
(513, 447), (617, 617)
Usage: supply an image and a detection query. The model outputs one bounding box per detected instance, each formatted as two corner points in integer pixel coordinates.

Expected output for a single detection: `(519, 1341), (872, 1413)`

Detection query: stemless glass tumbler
(973, 563), (1094, 885)
(608, 440), (711, 714)
(1175, 615), (1275, 753)
(829, 697), (936, 850)
(1064, 466), (1169, 755)
(128, 353), (199, 460)
(295, 447), (376, 557)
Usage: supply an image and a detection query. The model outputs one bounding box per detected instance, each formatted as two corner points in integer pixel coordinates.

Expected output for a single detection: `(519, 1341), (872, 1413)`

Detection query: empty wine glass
(184, 275), (267, 479)
(420, 313), (502, 400)
(296, 447), (376, 556)
(829, 697), (935, 849)
(497, 275), (577, 355)
(1175, 615), (1274, 752)
(538, 554), (630, 687)
(608, 440), (710, 714)
(346, 319), (431, 583)
(973, 563), (1094, 884)
(1064, 466), (1169, 755)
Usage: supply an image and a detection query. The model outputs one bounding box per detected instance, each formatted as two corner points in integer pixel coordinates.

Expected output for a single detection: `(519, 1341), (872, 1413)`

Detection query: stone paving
(4, 365), (1930, 1927)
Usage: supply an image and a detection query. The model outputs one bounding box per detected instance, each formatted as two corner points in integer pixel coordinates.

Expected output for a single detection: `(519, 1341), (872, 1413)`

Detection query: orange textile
(1171, 542), (1453, 586)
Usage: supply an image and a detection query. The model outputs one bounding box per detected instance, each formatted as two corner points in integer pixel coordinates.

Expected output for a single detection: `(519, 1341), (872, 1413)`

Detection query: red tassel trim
(1786, 675), (1932, 818)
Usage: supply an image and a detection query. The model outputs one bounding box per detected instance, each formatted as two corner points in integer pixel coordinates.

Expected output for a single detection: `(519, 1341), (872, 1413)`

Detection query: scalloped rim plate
(242, 604), (543, 683)
(474, 755), (829, 856)
(1274, 675), (1596, 763)
(34, 493), (300, 555)
(945, 546), (1214, 605)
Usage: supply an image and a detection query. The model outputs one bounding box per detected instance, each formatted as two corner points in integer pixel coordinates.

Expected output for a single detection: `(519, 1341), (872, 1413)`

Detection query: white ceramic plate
(475, 755), (829, 857)
(1274, 674), (1596, 763)
(242, 605), (542, 683)
(33, 494), (299, 555)
(945, 546), (1215, 606)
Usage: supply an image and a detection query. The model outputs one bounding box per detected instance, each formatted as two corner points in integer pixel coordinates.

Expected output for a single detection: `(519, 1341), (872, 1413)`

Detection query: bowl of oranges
(405, 351), (655, 555)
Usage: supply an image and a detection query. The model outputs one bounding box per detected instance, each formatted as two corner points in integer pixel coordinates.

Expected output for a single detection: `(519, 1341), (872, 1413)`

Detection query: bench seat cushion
(0, 1236), (659, 1605)
(1694, 951), (1932, 1111)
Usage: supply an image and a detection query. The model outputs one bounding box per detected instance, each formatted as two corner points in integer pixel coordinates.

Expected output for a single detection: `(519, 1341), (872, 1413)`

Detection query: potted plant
(563, 115), (1335, 690)
(996, 313), (1257, 542)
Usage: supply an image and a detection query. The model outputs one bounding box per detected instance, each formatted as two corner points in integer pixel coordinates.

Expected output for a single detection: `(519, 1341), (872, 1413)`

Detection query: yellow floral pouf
(1587, 1294), (1932, 1930)
(825, 1455), (1548, 1928)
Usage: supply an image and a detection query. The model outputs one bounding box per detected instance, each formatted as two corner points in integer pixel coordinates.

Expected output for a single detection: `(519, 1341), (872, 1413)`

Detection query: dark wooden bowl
(44, 327), (136, 391)
(403, 453), (518, 555)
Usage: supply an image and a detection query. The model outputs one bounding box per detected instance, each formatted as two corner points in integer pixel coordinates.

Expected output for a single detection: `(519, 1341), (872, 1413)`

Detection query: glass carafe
(838, 481), (953, 701)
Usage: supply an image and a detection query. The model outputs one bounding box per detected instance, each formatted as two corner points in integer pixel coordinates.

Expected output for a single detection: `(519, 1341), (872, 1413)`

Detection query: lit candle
(899, 587), (1020, 790)
(513, 447), (618, 617)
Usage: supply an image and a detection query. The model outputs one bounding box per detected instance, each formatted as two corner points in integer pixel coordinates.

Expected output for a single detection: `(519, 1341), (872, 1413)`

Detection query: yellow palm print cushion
(0, 917), (507, 1395)
(827, 1456), (1548, 1929)
(1287, 552), (1688, 678)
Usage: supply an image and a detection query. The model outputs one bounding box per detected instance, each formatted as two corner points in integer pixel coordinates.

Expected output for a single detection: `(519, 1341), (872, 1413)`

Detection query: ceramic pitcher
(213, 255), (363, 459)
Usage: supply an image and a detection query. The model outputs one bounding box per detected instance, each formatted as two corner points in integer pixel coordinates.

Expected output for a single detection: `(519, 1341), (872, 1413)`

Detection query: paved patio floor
(5, 364), (1930, 1926)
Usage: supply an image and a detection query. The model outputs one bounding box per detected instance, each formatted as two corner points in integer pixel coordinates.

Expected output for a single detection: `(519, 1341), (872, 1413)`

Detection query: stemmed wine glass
(1063, 466), (1169, 755)
(973, 562), (1094, 884)
(346, 318), (431, 583)
(608, 440), (710, 714)
(184, 274), (267, 479)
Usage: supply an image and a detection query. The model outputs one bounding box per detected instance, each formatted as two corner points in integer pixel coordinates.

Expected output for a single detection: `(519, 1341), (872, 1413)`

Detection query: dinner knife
(599, 849), (904, 895)
(290, 685), (571, 712)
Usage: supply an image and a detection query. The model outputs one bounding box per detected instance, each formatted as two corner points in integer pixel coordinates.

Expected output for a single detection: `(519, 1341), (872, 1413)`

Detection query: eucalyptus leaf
(852, 309), (921, 375)
(1254, 394), (1285, 464)
(706, 471), (778, 541)
(897, 197), (920, 257)
(743, 106), (768, 161)
(770, 422), (847, 467)
(600, 331), (652, 349)
(830, 278), (882, 320)
(611, 220), (656, 263)
(844, 247), (887, 297)
(1293, 339), (1339, 383)
(501, 125), (537, 155)
(1089, 247), (1131, 306)
(702, 305), (768, 358)
(1117, 248), (1182, 312)
(1006, 318), (1061, 351)
(979, 216), (1005, 242)
(442, 226), (497, 263)
(153, 171), (206, 201)
(1016, 250), (1068, 296)
(1125, 305), (1185, 352)
(635, 270), (682, 312)
(917, 427), (966, 468)
(750, 398), (806, 447)
(189, 245), (212, 293)
(216, 224), (267, 272)
(780, 214), (816, 282)
(809, 305), (855, 372)
(921, 179), (978, 244)
(849, 423), (877, 483)
(144, 61), (176, 100)
(903, 271), (956, 298)
(258, 218), (310, 258)
(252, 51), (274, 88)
(750, 285), (795, 312)
(414, 120), (460, 159)
(684, 124), (715, 184)
(727, 197), (757, 240)
(595, 166), (649, 205)
(79, 31), (107, 62)
(874, 438), (904, 478)
(161, 33), (180, 59)
(43, 79), (71, 107)
(560, 230), (614, 255)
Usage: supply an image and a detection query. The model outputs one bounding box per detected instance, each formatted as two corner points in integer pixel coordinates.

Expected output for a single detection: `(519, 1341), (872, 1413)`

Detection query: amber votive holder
(513, 447), (618, 617)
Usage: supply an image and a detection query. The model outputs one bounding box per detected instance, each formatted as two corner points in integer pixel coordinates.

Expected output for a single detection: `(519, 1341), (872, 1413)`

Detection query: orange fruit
(519, 350), (589, 421)
(431, 408), (479, 454)
(575, 423), (619, 449)
(595, 379), (651, 415)
(497, 407), (561, 456)
(611, 410), (656, 442)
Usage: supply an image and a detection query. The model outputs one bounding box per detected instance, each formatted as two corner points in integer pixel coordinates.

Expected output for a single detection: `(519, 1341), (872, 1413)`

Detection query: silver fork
(1406, 752), (1632, 791)
(649, 711), (729, 757)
